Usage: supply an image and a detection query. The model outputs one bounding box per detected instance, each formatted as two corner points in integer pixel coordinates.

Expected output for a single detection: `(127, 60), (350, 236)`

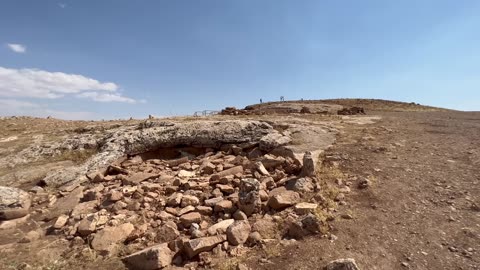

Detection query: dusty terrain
(0, 99), (478, 270)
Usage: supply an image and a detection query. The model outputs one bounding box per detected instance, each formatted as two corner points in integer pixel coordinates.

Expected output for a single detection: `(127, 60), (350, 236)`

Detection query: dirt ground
(0, 101), (479, 270)
(245, 110), (480, 270)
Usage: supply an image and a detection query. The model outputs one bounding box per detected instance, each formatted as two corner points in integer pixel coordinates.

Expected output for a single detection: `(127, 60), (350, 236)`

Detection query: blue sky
(1, 1), (479, 119)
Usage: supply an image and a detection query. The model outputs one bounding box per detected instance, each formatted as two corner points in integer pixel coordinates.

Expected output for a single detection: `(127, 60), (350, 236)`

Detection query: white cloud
(7, 43), (26, 53)
(58, 3), (67, 8)
(76, 92), (138, 104)
(0, 66), (138, 103)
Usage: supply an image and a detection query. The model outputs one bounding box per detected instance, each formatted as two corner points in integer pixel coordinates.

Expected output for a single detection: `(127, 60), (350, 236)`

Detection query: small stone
(181, 195), (200, 207)
(167, 193), (183, 207)
(233, 210), (248, 220)
(177, 205), (196, 216)
(108, 190), (123, 202)
(217, 184), (235, 194)
(325, 258), (360, 270)
(180, 212), (202, 227)
(300, 152), (315, 177)
(204, 197), (223, 207)
(196, 206), (213, 216)
(155, 222), (179, 243)
(77, 215), (97, 236)
(294, 202), (318, 215)
(53, 214), (69, 229)
(214, 200), (234, 213)
(358, 177), (370, 189)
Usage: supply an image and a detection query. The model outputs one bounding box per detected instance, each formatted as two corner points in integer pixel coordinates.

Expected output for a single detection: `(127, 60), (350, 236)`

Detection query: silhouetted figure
(280, 96), (285, 101)
(260, 98), (263, 104)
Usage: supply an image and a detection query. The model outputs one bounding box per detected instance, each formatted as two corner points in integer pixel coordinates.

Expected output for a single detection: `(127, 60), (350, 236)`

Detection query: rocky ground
(0, 100), (478, 270)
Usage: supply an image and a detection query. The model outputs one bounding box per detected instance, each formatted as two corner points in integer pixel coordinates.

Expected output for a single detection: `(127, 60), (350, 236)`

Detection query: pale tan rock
(180, 212), (201, 227)
(53, 214), (69, 229)
(214, 200), (234, 213)
(184, 235), (227, 258)
(122, 243), (173, 270)
(91, 223), (134, 256)
(268, 190), (300, 210)
(207, 219), (235, 235)
(181, 195), (200, 207)
(227, 220), (251, 246)
(294, 202), (318, 215)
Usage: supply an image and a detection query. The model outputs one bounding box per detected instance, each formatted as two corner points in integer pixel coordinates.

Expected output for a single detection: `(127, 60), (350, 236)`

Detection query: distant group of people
(259, 96), (290, 104)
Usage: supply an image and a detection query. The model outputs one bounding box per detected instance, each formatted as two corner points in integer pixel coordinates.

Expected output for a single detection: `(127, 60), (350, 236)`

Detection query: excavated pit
(18, 119), (341, 269)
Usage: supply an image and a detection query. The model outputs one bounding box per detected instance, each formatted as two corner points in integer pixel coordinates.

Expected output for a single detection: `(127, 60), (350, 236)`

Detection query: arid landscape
(0, 99), (478, 270)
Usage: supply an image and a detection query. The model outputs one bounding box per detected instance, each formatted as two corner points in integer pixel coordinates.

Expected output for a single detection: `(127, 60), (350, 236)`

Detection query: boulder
(0, 186), (31, 220)
(122, 243), (174, 270)
(226, 221), (251, 246)
(184, 235), (227, 258)
(91, 223), (134, 256)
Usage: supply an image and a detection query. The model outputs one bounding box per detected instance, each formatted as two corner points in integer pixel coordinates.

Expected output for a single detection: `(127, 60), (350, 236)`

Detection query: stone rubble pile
(31, 144), (329, 269)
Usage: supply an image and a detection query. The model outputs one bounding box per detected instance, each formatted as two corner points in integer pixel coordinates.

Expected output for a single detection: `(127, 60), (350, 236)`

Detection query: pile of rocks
(337, 107), (366, 115)
(220, 107), (259, 116)
(37, 145), (327, 269)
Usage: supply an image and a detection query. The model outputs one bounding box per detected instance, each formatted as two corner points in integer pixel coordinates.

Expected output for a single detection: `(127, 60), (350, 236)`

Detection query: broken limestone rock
(91, 223), (134, 256)
(259, 133), (292, 152)
(180, 212), (202, 227)
(286, 177), (315, 193)
(226, 220), (251, 246)
(237, 179), (261, 216)
(207, 219), (235, 236)
(122, 243), (174, 270)
(268, 190), (300, 210)
(294, 202), (318, 215)
(184, 235), (227, 258)
(324, 258), (360, 270)
(0, 186), (31, 220)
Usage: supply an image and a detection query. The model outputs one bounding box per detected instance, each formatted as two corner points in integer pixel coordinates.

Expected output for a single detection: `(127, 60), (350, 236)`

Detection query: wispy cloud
(76, 92), (139, 104)
(0, 66), (138, 103)
(6, 43), (26, 53)
(0, 99), (94, 120)
(58, 3), (67, 8)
